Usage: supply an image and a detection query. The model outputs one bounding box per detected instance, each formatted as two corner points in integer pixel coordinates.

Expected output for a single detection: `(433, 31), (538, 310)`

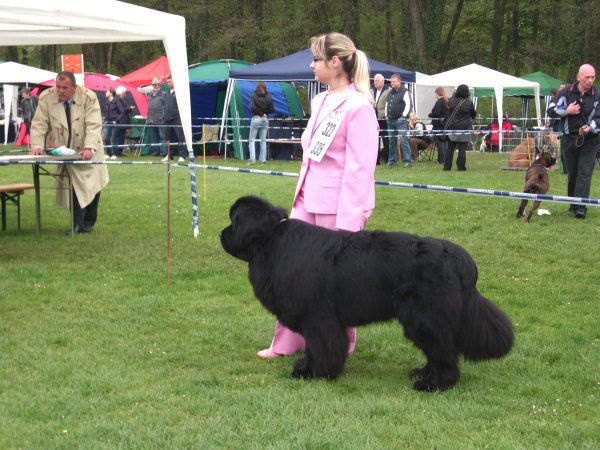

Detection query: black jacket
(163, 90), (180, 123)
(445, 96), (476, 130)
(105, 97), (127, 124)
(386, 86), (410, 119)
(250, 91), (274, 117)
(551, 83), (600, 135)
(429, 97), (449, 130)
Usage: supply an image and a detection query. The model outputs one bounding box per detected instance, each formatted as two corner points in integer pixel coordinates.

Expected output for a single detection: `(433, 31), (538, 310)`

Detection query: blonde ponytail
(309, 32), (374, 105)
(352, 49), (372, 104)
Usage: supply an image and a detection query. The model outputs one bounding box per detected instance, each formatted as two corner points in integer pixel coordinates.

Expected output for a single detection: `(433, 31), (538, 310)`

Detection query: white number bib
(307, 109), (345, 162)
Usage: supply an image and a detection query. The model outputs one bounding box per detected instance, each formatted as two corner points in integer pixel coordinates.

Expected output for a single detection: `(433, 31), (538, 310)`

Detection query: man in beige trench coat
(30, 71), (109, 233)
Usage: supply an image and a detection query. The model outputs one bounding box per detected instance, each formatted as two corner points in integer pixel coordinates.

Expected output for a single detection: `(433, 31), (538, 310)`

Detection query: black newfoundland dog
(221, 196), (514, 391)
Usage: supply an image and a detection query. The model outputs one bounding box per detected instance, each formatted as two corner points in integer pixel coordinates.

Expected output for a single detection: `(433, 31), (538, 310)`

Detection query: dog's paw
(413, 376), (456, 392)
(290, 357), (313, 379)
(413, 378), (443, 392)
(409, 366), (431, 379)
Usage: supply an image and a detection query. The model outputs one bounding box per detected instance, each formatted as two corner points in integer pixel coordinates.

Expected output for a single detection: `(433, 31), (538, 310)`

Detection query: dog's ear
(230, 197), (289, 254)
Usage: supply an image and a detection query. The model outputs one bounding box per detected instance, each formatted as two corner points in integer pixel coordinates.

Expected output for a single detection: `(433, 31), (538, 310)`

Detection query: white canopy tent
(415, 63), (541, 150)
(0, 0), (200, 236)
(0, 61), (57, 144)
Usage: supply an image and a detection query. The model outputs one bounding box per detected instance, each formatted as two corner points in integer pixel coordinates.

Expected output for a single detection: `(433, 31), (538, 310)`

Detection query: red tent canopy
(119, 55), (171, 87)
(41, 72), (148, 117)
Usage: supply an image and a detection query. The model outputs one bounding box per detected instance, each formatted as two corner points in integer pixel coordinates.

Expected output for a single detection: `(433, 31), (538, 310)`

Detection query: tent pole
(534, 86), (541, 127)
(166, 141), (171, 288)
(230, 79), (243, 160)
(495, 87), (503, 153)
(220, 78), (234, 159)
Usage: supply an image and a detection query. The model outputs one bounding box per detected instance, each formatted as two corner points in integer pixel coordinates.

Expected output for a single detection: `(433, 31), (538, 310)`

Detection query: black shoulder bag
(443, 99), (466, 141)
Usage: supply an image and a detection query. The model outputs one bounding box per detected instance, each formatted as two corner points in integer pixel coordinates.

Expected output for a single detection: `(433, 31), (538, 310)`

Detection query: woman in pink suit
(258, 32), (380, 359)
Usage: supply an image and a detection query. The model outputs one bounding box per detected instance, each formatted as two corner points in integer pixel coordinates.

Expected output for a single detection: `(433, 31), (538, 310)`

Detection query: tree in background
(1, 0), (598, 83)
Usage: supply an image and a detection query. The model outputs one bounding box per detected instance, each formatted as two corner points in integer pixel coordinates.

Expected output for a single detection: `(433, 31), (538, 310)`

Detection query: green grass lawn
(1, 152), (599, 448)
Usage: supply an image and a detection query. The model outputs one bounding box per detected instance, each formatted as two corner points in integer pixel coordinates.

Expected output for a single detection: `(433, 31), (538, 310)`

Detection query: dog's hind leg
(291, 316), (347, 380)
(517, 199), (528, 218)
(410, 330), (460, 392)
(397, 297), (460, 391)
(526, 200), (541, 222)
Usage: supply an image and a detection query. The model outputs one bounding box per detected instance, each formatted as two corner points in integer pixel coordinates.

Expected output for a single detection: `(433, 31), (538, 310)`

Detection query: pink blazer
(294, 84), (379, 231)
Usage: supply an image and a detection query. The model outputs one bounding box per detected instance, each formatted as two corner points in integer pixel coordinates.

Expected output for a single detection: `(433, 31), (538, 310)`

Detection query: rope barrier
(167, 162), (599, 208)
(2, 158), (598, 208)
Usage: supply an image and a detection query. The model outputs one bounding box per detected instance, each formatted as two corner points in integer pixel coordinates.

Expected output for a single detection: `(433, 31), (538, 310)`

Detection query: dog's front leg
(291, 316), (348, 380)
(291, 355), (313, 379)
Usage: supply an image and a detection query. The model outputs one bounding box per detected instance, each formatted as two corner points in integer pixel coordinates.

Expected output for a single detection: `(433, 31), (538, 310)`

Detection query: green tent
(188, 59), (304, 158)
(188, 59), (252, 81)
(475, 71), (565, 98)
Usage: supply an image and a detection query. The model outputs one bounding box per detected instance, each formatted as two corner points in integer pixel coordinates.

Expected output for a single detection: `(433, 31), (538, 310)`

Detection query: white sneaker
(104, 155), (109, 160)
(110, 155), (118, 160)
(177, 157), (185, 163)
(161, 156), (170, 162)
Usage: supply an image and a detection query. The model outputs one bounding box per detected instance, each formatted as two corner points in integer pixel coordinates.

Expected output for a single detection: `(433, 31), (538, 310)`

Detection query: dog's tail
(459, 289), (514, 361)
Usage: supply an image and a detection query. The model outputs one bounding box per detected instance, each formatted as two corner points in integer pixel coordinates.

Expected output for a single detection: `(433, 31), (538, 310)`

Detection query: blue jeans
(103, 124), (113, 155)
(434, 136), (446, 164)
(387, 118), (411, 164)
(104, 123), (123, 156)
(149, 125), (166, 156)
(249, 116), (269, 163)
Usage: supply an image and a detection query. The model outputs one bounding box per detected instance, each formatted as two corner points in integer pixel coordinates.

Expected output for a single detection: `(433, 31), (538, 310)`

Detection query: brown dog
(508, 133), (560, 169)
(516, 152), (557, 222)
(509, 136), (536, 168)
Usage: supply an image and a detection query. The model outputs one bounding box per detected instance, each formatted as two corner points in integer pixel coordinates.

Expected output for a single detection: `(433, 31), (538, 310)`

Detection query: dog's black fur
(220, 196), (514, 391)
(516, 151), (557, 222)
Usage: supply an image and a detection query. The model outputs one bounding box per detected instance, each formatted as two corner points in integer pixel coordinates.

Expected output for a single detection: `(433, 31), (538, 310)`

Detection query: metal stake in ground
(166, 141), (171, 288)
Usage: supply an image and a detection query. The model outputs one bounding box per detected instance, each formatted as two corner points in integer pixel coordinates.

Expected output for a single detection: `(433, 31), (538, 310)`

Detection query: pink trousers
(266, 194), (370, 356)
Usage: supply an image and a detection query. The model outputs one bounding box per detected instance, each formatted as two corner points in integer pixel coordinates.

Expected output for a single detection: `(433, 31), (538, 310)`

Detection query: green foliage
(0, 152), (599, 447)
(2, 0), (598, 82)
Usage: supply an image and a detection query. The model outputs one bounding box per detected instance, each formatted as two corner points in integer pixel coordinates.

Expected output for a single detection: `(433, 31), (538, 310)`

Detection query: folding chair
(417, 124), (436, 161)
(419, 141), (436, 161)
(200, 124), (220, 156)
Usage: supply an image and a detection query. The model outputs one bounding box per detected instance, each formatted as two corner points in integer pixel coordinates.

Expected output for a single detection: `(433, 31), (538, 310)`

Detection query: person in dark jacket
(104, 88), (127, 159)
(147, 77), (166, 157)
(429, 87), (449, 164)
(550, 64), (599, 219)
(115, 86), (132, 157)
(443, 84), (476, 171)
(162, 75), (186, 162)
(248, 81), (274, 164)
(385, 73), (412, 167)
(19, 87), (38, 139)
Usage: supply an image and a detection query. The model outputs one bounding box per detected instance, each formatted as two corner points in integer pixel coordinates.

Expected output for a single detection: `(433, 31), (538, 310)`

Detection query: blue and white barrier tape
(3, 159), (597, 208)
(170, 162), (599, 208)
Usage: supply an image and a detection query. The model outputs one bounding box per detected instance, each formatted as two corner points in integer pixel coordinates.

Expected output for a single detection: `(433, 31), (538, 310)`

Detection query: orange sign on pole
(61, 54), (84, 86)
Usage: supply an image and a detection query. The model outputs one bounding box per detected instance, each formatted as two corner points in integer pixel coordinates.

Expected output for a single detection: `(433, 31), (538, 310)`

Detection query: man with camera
(551, 64), (599, 219)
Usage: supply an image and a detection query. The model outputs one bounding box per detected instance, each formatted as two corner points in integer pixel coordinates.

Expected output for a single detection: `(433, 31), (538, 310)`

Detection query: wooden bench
(0, 183), (35, 231)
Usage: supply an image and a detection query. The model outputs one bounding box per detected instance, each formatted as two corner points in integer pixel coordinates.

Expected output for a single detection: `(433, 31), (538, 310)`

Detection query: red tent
(119, 55), (171, 87)
(40, 72), (148, 117)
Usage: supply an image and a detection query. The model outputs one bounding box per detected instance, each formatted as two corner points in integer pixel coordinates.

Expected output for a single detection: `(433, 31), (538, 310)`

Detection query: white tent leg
(220, 78), (235, 159)
(3, 84), (16, 145)
(495, 86), (504, 152)
(534, 86), (541, 127)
